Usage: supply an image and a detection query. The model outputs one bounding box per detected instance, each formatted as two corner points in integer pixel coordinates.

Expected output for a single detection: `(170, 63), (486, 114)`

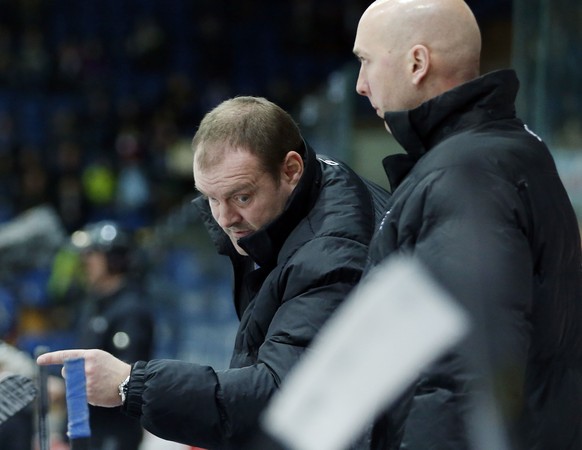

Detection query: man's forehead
(194, 153), (267, 195)
(354, 31), (383, 59)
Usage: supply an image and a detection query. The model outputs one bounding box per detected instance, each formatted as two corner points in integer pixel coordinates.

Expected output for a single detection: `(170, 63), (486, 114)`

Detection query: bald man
(354, 1), (582, 449)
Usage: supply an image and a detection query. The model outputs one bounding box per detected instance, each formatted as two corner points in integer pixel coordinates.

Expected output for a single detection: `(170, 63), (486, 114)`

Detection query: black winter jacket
(368, 70), (582, 450)
(125, 143), (390, 449)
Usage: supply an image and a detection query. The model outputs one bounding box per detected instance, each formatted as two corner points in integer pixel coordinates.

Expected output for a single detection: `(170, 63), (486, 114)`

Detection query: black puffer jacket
(125, 143), (390, 449)
(368, 70), (582, 449)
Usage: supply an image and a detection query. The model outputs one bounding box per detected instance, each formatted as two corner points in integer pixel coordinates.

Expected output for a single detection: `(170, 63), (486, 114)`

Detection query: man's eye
(208, 197), (218, 205)
(235, 195), (250, 204)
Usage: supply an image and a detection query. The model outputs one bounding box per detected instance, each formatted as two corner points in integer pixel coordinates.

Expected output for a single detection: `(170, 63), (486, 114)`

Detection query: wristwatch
(118, 375), (131, 405)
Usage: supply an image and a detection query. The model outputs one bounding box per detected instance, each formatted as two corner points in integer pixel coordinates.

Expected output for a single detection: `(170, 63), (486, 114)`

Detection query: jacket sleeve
(396, 164), (533, 448)
(124, 235), (371, 449)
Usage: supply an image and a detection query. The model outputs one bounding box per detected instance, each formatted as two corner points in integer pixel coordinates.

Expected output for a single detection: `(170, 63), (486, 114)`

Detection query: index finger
(36, 349), (88, 366)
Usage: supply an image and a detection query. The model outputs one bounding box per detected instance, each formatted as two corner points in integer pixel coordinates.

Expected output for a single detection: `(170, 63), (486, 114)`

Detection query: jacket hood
(382, 69), (519, 189)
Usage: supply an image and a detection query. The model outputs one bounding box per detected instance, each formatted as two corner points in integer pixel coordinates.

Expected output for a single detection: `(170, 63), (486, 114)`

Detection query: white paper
(262, 255), (471, 450)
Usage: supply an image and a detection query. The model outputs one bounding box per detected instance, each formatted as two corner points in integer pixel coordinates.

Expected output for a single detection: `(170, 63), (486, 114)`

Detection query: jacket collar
(382, 69), (519, 189)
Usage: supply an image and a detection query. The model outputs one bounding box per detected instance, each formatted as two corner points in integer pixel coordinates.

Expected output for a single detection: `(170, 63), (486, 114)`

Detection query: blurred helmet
(71, 221), (133, 273)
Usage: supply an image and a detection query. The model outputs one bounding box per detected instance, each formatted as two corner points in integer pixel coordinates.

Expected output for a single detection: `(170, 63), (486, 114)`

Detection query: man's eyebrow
(195, 182), (256, 200)
(223, 183), (255, 198)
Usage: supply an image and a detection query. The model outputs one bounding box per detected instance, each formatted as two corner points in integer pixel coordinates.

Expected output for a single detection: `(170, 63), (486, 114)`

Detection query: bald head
(366, 0), (481, 79)
(354, 0), (482, 121)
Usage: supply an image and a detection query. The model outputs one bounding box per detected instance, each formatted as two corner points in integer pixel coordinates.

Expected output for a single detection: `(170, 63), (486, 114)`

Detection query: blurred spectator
(115, 130), (152, 229)
(125, 15), (168, 73)
(0, 25), (15, 85)
(13, 26), (51, 89)
(15, 146), (50, 213)
(57, 220), (155, 450)
(81, 156), (118, 221)
(52, 39), (83, 91)
(50, 140), (90, 232)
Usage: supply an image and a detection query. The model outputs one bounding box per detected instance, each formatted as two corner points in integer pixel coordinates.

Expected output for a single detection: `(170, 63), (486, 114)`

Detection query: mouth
(230, 230), (252, 240)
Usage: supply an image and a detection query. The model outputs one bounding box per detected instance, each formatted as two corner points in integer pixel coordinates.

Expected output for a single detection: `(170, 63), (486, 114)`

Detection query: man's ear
(409, 44), (430, 85)
(282, 151), (304, 187)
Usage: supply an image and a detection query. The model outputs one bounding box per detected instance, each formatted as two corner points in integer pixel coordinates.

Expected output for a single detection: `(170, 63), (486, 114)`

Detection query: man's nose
(215, 203), (240, 229)
(355, 68), (368, 96)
